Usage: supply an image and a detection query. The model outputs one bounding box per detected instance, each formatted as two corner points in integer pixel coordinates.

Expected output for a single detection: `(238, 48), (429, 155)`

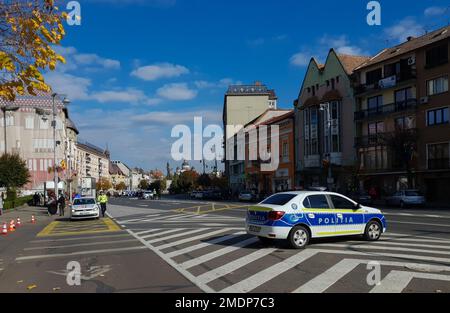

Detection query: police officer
(97, 190), (108, 218)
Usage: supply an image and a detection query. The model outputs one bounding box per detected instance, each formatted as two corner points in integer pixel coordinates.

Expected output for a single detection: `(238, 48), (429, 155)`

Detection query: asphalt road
(0, 197), (449, 293)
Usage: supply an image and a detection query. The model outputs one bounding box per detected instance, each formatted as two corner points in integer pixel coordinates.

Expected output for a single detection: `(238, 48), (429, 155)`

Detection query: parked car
(239, 190), (256, 202)
(70, 197), (100, 220)
(140, 191), (155, 200)
(203, 190), (223, 200)
(349, 191), (373, 206)
(385, 190), (426, 208)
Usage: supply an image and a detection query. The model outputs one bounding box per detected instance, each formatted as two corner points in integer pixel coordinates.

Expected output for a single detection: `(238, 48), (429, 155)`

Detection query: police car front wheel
(364, 220), (382, 241)
(288, 226), (310, 249)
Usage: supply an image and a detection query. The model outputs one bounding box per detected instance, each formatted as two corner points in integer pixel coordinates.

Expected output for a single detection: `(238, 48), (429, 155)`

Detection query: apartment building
(295, 49), (369, 192)
(0, 93), (73, 191)
(353, 26), (450, 201)
(75, 142), (111, 188)
(223, 82), (277, 193)
(244, 109), (295, 195)
(111, 160), (132, 189)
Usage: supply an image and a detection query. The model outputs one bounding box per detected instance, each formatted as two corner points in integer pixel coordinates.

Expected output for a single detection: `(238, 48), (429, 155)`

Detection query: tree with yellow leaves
(0, 0), (67, 101)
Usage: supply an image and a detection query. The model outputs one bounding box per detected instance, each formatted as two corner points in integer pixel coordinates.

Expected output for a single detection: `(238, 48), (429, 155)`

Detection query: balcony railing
(355, 128), (418, 148)
(428, 158), (450, 170)
(354, 99), (417, 121)
(354, 70), (416, 95)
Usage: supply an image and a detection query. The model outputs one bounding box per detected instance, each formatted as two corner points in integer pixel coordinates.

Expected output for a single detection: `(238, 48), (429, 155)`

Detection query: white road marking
(349, 239), (450, 250)
(146, 228), (210, 244)
(134, 229), (161, 236)
(156, 228), (236, 251)
(140, 228), (186, 239)
(180, 237), (259, 270)
(382, 236), (450, 244)
(29, 234), (130, 243)
(389, 220), (450, 228)
(15, 246), (147, 261)
(221, 250), (318, 293)
(165, 232), (247, 258)
(294, 258), (361, 293)
(370, 270), (450, 293)
(196, 248), (278, 285)
(24, 239), (139, 251)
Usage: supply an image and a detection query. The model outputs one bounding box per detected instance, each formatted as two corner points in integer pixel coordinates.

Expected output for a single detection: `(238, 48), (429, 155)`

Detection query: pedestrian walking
(58, 192), (66, 216)
(0, 192), (4, 216)
(97, 190), (108, 217)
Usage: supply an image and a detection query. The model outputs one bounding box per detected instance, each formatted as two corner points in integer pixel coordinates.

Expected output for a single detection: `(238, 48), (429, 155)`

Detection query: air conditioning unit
(420, 97), (429, 104)
(408, 56), (416, 66)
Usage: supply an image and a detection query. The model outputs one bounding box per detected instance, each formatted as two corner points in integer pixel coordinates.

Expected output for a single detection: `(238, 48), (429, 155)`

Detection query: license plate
(249, 225), (261, 233)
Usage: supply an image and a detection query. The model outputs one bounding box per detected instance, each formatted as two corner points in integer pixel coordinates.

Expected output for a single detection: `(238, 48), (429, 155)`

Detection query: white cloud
(53, 46), (121, 71)
(384, 17), (424, 43)
(44, 72), (91, 101)
(90, 89), (147, 103)
(131, 109), (221, 125)
(194, 78), (242, 89)
(290, 52), (311, 67)
(424, 6), (447, 17)
(131, 63), (189, 81)
(156, 83), (197, 101)
(290, 35), (368, 67)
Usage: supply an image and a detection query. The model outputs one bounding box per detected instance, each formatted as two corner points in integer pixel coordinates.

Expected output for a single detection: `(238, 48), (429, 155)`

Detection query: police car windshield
(261, 194), (297, 205)
(73, 198), (96, 205)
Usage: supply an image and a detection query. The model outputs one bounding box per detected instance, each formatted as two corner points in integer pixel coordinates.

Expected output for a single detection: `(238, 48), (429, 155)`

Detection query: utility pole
(320, 102), (333, 191)
(52, 93), (58, 199)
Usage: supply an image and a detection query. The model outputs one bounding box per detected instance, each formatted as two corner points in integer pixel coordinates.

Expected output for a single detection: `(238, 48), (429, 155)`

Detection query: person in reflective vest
(97, 191), (108, 218)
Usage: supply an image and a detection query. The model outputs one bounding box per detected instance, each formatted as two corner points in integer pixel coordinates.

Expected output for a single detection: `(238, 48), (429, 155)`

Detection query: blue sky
(46, 0), (450, 171)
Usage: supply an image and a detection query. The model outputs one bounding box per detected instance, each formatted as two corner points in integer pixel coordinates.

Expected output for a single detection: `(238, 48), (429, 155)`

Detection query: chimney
(254, 81), (262, 86)
(407, 36), (415, 41)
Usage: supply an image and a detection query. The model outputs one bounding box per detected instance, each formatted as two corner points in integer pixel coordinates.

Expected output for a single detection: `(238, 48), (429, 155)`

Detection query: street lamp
(1, 105), (20, 154)
(320, 102), (333, 191)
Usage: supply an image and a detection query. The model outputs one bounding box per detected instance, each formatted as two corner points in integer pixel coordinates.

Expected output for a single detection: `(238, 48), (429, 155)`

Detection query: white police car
(246, 191), (387, 249)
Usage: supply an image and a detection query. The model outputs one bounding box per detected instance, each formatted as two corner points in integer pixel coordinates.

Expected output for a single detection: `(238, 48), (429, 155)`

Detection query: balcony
(428, 158), (450, 170)
(354, 70), (416, 96)
(355, 128), (418, 148)
(354, 99), (417, 121)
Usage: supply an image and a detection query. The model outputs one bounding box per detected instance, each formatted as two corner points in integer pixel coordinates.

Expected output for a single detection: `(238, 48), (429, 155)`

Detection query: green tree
(178, 170), (199, 193)
(197, 174), (212, 188)
(0, 153), (30, 197)
(138, 179), (149, 190)
(0, 0), (67, 101)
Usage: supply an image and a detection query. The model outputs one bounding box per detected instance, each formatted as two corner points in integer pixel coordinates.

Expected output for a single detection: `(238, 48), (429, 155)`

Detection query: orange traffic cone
(31, 215), (36, 224)
(9, 219), (15, 232)
(1, 223), (7, 235)
(16, 218), (21, 227)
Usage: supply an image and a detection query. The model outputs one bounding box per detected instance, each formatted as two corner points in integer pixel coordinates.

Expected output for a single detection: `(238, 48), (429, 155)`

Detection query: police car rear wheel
(365, 221), (381, 241)
(289, 226), (309, 249)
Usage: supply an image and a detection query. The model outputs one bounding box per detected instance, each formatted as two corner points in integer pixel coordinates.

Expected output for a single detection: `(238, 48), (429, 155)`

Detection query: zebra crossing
(112, 209), (450, 293)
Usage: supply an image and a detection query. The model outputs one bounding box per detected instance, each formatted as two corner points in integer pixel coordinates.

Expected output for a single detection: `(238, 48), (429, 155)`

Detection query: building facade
(75, 142), (111, 189)
(0, 94), (73, 192)
(111, 160), (132, 189)
(244, 109), (295, 196)
(223, 82), (278, 193)
(353, 26), (450, 202)
(295, 49), (369, 192)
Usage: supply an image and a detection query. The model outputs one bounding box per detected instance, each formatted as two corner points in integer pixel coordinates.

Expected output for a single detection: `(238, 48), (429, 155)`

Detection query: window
(366, 68), (382, 85)
(282, 142), (289, 159)
(394, 87), (414, 109)
(25, 117), (34, 129)
(330, 195), (356, 210)
(304, 195), (329, 209)
(312, 86), (315, 96)
(396, 116), (415, 130)
(426, 44), (448, 68)
(261, 194), (297, 205)
(40, 119), (49, 129)
(367, 96), (383, 115)
(428, 76), (449, 96)
(427, 143), (450, 169)
(331, 78), (335, 90)
(427, 108), (449, 126)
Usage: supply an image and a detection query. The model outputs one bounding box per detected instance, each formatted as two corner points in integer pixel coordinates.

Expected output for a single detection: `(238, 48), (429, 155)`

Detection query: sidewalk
(0, 205), (51, 225)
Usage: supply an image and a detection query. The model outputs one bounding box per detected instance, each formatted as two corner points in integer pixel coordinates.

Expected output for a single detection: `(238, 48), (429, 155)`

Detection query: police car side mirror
(354, 203), (361, 210)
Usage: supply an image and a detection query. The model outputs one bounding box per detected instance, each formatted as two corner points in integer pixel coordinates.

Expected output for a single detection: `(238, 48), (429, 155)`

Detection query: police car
(246, 191), (387, 249)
